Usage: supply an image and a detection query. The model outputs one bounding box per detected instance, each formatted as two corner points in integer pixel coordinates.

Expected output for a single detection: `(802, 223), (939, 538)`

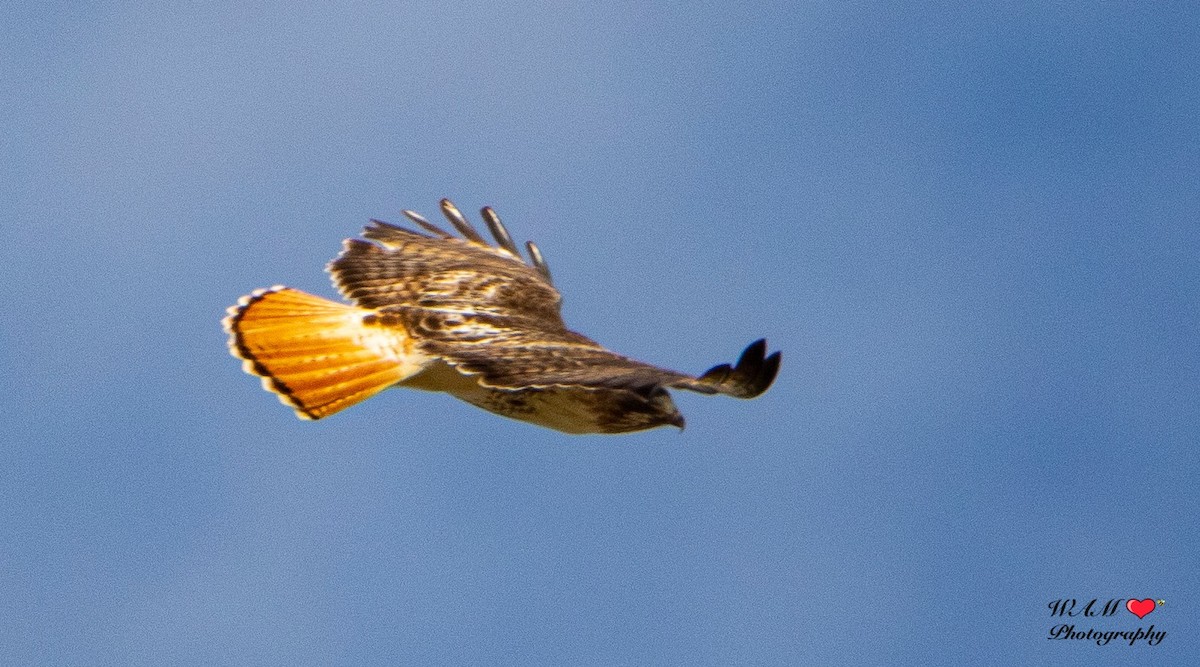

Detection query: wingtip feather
(440, 199), (487, 244)
(480, 206), (522, 258)
(692, 339), (781, 398)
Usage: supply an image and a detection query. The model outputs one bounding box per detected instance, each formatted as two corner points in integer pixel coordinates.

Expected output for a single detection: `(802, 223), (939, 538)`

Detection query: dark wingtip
(740, 338), (768, 363)
(365, 218), (410, 235)
(698, 362), (732, 385)
(525, 241), (552, 284)
(755, 350), (782, 396)
(697, 339), (781, 398)
(439, 199), (487, 244)
(732, 339), (767, 382)
(401, 209), (454, 238)
(480, 206), (523, 257)
(388, 202), (554, 284)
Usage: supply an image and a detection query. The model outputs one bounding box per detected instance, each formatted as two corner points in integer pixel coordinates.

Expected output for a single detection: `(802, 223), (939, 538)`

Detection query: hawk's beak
(671, 413), (686, 431)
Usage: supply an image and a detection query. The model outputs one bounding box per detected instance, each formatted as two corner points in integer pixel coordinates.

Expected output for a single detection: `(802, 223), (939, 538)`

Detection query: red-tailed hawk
(224, 200), (780, 434)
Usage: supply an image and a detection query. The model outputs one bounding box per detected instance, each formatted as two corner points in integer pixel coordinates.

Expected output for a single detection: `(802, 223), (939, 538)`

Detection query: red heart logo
(1126, 599), (1155, 619)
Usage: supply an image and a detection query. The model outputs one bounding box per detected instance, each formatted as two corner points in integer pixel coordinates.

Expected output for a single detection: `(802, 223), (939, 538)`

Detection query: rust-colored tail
(223, 287), (427, 419)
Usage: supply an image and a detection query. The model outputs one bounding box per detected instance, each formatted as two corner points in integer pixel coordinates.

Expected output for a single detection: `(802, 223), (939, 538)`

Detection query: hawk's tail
(223, 287), (426, 419)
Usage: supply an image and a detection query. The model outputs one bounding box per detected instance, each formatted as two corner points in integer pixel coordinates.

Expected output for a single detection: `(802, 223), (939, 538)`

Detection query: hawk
(224, 200), (780, 434)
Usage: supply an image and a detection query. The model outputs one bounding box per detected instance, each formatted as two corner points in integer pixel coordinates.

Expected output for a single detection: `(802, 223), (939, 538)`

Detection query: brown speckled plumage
(224, 200), (780, 434)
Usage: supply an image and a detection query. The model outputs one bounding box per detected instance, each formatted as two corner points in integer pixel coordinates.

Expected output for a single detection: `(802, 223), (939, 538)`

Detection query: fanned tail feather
(223, 287), (428, 419)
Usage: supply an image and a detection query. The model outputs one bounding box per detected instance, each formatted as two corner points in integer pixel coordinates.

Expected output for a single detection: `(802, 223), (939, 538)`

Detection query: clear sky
(3, 2), (1198, 664)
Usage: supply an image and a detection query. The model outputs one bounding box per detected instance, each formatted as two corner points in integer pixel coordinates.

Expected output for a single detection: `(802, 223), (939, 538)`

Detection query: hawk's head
(595, 384), (686, 434)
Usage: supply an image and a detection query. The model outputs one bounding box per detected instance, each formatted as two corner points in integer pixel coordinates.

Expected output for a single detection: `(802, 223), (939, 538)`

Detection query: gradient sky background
(4, 2), (1198, 665)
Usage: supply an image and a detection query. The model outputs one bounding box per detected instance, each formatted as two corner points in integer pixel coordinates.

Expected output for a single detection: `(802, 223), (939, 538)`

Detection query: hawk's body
(225, 200), (780, 434)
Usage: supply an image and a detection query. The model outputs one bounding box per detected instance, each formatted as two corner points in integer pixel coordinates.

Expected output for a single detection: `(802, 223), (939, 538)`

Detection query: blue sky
(3, 2), (1198, 664)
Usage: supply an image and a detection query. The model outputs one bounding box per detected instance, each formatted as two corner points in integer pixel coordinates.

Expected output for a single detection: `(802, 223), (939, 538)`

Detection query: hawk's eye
(635, 384), (667, 399)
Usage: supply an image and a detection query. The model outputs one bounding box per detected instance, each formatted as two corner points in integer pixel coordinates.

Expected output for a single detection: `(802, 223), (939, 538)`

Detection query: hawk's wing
(328, 199), (561, 322)
(327, 199), (780, 400)
(407, 322), (781, 399)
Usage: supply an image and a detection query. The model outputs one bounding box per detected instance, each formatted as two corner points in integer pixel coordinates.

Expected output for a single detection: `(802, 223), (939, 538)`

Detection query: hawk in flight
(224, 200), (780, 434)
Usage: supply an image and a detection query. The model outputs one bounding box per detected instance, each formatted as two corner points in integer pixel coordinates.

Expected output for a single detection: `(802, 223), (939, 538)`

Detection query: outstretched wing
(329, 199), (780, 400)
(328, 199), (560, 322)
(403, 310), (781, 400)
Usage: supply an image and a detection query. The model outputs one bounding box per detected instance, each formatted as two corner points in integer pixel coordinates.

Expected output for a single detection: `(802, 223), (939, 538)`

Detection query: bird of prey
(224, 200), (780, 434)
